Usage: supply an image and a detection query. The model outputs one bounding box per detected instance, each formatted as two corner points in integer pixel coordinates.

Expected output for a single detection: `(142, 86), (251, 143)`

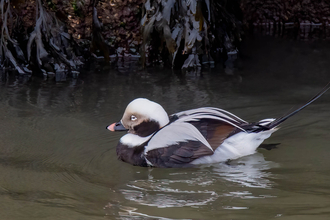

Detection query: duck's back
(144, 108), (250, 167)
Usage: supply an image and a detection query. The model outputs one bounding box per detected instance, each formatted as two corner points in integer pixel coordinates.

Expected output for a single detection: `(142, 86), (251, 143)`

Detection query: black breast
(116, 142), (148, 167)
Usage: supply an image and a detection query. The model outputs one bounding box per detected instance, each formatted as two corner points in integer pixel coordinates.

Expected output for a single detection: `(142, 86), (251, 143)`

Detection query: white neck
(120, 133), (154, 148)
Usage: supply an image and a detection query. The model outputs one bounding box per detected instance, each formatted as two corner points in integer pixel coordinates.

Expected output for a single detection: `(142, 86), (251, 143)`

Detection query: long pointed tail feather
(266, 82), (330, 129)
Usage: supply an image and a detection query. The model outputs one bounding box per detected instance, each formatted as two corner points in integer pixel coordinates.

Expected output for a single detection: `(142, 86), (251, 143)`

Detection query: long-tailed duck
(107, 84), (330, 168)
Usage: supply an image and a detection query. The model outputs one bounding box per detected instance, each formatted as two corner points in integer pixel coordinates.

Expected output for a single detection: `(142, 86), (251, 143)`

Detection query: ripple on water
(115, 153), (278, 214)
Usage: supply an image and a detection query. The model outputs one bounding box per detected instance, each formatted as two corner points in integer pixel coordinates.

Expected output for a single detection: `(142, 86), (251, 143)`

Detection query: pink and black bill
(107, 121), (127, 131)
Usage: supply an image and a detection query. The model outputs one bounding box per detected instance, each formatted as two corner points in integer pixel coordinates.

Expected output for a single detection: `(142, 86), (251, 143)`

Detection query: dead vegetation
(1, 0), (84, 80)
(0, 0), (27, 74)
(141, 0), (241, 70)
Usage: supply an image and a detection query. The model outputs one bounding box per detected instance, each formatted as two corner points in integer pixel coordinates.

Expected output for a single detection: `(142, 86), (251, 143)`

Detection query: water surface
(1, 36), (330, 219)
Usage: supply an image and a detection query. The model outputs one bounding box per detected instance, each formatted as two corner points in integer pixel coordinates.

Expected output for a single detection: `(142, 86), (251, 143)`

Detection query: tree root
(27, 0), (83, 80)
(1, 0), (83, 80)
(0, 0), (27, 74)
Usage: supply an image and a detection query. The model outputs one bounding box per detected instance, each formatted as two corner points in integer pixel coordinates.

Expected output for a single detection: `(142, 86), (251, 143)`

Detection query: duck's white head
(107, 98), (169, 137)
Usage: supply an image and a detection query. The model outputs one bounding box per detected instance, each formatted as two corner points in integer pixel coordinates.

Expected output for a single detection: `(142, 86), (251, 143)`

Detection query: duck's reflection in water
(107, 153), (278, 218)
(212, 152), (278, 189)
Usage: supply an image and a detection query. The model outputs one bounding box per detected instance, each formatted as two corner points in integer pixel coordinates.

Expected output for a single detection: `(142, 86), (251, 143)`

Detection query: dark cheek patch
(133, 120), (160, 137)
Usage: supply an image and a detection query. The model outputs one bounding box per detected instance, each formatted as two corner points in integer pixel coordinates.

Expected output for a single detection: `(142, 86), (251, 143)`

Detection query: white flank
(178, 114), (246, 132)
(145, 157), (153, 166)
(120, 133), (154, 148)
(208, 107), (248, 123)
(258, 118), (275, 126)
(175, 107), (247, 124)
(144, 122), (213, 154)
(191, 128), (278, 165)
(174, 107), (249, 133)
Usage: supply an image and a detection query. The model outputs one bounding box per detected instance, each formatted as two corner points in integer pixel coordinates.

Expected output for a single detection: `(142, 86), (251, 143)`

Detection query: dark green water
(1, 36), (330, 219)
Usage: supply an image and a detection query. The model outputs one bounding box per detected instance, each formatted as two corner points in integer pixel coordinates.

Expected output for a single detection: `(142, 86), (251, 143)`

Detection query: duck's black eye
(130, 115), (137, 121)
